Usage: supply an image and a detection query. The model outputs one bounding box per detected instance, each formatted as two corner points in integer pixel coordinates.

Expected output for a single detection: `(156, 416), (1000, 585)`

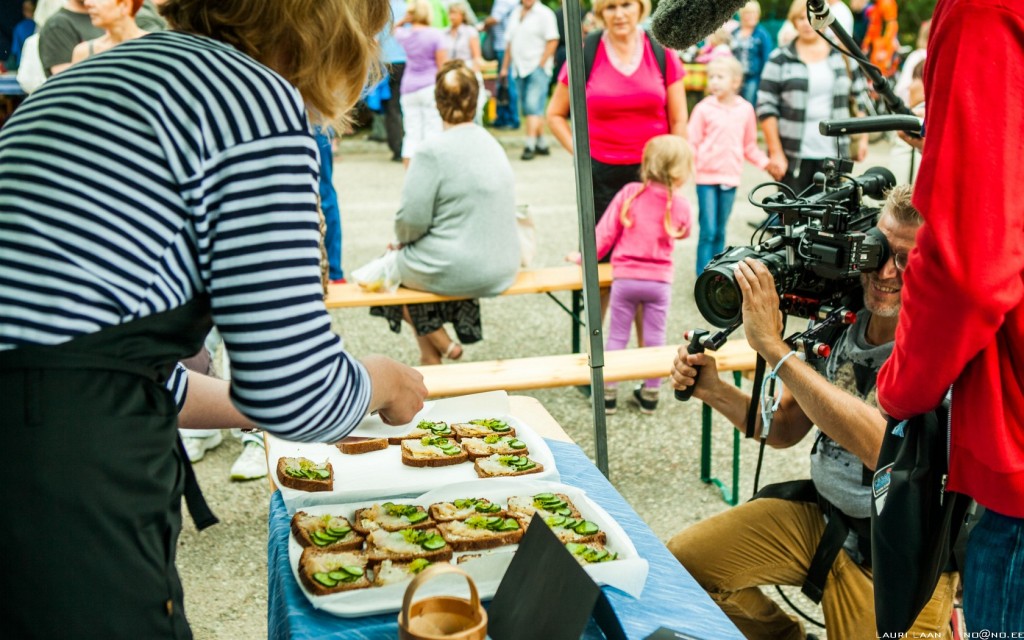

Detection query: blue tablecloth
(267, 439), (743, 640)
(0, 74), (25, 96)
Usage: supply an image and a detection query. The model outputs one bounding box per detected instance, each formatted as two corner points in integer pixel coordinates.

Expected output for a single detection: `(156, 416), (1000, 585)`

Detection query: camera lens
(695, 265), (743, 328)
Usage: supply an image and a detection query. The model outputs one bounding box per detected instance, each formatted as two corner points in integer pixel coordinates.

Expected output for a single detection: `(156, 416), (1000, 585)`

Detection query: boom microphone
(650, 0), (747, 51)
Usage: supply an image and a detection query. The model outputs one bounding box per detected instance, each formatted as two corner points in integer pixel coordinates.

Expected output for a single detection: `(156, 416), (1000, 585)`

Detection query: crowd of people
(0, 0), (1020, 637)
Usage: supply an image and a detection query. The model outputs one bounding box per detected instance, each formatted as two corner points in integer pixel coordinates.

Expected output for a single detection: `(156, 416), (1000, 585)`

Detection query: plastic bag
(515, 204), (535, 268)
(352, 250), (402, 293)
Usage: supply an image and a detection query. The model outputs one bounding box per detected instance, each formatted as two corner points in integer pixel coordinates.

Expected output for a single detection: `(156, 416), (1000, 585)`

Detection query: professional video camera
(694, 159), (896, 331)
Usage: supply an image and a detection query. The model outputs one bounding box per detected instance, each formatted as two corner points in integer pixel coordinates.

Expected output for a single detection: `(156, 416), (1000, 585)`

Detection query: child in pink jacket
(572, 135), (693, 414)
(688, 55), (770, 273)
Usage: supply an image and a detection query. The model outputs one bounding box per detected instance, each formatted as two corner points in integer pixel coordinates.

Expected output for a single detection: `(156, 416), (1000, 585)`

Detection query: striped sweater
(755, 44), (867, 160)
(0, 31), (371, 443)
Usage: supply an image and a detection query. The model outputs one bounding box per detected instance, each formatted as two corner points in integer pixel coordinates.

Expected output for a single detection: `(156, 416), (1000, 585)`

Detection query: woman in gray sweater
(373, 60), (520, 364)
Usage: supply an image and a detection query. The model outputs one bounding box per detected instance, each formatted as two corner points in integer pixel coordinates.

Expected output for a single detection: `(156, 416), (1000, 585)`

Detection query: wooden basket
(397, 564), (488, 640)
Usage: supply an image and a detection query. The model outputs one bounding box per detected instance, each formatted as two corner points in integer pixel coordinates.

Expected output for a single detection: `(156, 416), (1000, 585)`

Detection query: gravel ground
(176, 131), (915, 639)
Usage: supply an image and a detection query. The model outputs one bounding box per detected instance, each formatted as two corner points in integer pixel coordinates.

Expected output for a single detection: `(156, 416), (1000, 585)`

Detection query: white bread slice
(400, 437), (468, 468)
(526, 515), (606, 545)
(437, 516), (524, 551)
(335, 436), (389, 454)
(451, 419), (517, 440)
(365, 528), (454, 563)
(277, 457), (334, 492)
(352, 502), (434, 534)
(473, 454), (544, 478)
(460, 435), (529, 460)
(386, 420), (453, 445)
(291, 511), (363, 551)
(371, 558), (435, 586)
(429, 498), (505, 522)
(565, 542), (619, 565)
(298, 548), (371, 595)
(506, 493), (581, 520)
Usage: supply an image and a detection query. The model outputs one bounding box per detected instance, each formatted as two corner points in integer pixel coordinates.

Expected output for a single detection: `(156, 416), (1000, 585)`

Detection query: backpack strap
(584, 29), (668, 88)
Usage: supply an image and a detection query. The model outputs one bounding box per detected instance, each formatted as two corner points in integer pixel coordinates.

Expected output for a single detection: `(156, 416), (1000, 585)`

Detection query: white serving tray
(268, 392), (560, 512)
(287, 478), (650, 617)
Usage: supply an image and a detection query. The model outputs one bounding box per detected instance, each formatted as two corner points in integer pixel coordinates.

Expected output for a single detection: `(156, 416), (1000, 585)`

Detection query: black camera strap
(745, 354), (767, 439)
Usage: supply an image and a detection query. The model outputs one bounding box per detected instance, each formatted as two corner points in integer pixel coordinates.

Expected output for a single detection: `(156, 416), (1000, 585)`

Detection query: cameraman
(667, 186), (956, 640)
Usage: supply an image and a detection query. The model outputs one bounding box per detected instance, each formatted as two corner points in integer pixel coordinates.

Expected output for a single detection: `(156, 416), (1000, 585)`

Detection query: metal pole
(561, 0), (609, 476)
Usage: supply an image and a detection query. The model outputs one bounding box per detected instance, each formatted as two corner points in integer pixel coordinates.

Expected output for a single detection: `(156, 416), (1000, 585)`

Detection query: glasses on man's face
(892, 252), (909, 272)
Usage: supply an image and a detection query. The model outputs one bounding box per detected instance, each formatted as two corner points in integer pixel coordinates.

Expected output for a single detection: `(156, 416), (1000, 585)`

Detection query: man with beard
(665, 185), (957, 639)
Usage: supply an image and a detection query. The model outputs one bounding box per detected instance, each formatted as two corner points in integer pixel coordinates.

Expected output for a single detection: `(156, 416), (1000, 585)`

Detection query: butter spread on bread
(372, 558), (433, 586)
(506, 493), (580, 520)
(438, 515), (524, 551)
(352, 502), (434, 534)
(387, 420), (453, 444)
(452, 418), (517, 439)
(277, 457), (334, 492)
(429, 497), (504, 522)
(297, 549), (371, 595)
(365, 527), (453, 563)
(473, 454), (543, 477)
(461, 435), (529, 459)
(291, 512), (363, 551)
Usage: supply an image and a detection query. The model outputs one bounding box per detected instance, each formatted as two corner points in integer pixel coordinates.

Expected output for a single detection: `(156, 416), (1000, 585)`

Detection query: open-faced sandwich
(437, 514), (524, 551)
(537, 515), (606, 545)
(335, 436), (389, 455)
(352, 501), (435, 534)
(400, 436), (468, 467)
(291, 512), (363, 551)
(387, 420), (454, 445)
(565, 542), (619, 565)
(277, 457), (334, 492)
(297, 548), (371, 595)
(507, 493), (580, 520)
(364, 527), (453, 563)
(429, 497), (505, 522)
(460, 435), (529, 460)
(371, 558), (434, 586)
(474, 453), (544, 478)
(451, 418), (516, 440)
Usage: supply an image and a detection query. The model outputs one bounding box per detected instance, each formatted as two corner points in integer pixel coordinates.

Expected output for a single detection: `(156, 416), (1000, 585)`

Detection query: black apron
(0, 297), (216, 639)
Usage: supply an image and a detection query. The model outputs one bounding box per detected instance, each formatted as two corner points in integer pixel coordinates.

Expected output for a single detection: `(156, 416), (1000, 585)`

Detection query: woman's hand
(766, 151), (788, 181)
(361, 355), (427, 426)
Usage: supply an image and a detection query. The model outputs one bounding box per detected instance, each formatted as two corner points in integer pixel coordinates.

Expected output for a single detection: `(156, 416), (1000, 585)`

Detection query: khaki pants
(667, 498), (957, 640)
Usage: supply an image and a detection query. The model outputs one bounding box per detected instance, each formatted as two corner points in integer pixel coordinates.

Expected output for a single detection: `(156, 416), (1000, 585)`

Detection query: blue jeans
(963, 508), (1024, 633)
(695, 184), (737, 273)
(741, 75), (759, 105)
(494, 50), (520, 128)
(314, 127), (343, 280)
(515, 67), (551, 117)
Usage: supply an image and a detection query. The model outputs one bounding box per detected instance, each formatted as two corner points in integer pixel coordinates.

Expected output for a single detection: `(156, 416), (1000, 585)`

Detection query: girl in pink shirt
(572, 135), (693, 414)
(688, 56), (770, 273)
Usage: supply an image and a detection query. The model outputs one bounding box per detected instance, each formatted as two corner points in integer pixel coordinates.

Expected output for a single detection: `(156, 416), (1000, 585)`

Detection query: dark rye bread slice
(437, 516), (524, 551)
(277, 457), (334, 492)
(291, 511), (364, 551)
(386, 420), (453, 445)
(473, 454), (544, 478)
(365, 528), (454, 563)
(335, 436), (389, 455)
(429, 498), (505, 522)
(352, 502), (435, 534)
(400, 437), (468, 468)
(297, 548), (371, 595)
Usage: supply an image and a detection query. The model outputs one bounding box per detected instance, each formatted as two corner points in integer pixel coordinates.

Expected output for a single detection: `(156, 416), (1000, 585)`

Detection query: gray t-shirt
(395, 124), (520, 298)
(39, 3), (166, 77)
(810, 308), (893, 521)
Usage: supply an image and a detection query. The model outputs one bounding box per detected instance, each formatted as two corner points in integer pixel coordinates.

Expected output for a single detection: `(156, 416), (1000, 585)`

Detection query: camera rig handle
(674, 329), (710, 402)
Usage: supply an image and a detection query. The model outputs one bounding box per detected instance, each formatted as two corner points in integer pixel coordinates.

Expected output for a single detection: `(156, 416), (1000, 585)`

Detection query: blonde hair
(707, 28), (732, 47)
(788, 0), (807, 23)
(620, 135), (693, 239)
(882, 184), (923, 226)
(593, 0), (652, 25)
(706, 55), (744, 85)
(160, 0), (388, 124)
(435, 60), (479, 125)
(739, 1), (761, 17)
(408, 0), (432, 25)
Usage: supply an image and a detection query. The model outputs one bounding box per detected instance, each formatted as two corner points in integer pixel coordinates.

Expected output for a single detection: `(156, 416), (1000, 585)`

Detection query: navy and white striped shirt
(0, 31), (371, 443)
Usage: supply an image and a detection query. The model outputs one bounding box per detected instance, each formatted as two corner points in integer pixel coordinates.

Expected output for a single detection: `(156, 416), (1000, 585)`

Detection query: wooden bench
(415, 340), (758, 505)
(327, 263), (613, 352)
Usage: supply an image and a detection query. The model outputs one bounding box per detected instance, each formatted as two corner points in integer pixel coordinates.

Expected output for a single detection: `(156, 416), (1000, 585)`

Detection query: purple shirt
(394, 26), (446, 94)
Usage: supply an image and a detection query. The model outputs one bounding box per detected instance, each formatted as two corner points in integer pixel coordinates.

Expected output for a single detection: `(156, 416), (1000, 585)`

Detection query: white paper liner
(268, 392), (559, 512)
(287, 478), (649, 617)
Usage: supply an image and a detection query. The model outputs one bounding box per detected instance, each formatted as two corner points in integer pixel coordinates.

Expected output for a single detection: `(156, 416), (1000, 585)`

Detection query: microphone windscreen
(650, 0), (748, 51)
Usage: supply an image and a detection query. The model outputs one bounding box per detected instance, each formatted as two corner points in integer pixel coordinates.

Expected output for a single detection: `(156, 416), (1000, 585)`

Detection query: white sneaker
(230, 441), (268, 481)
(183, 432), (223, 462)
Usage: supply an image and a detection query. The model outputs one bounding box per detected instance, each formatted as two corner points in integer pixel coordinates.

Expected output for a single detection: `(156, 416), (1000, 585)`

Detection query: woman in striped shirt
(0, 0), (426, 635)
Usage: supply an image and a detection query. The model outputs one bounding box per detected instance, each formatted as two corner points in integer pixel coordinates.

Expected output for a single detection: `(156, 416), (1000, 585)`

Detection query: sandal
(442, 342), (463, 361)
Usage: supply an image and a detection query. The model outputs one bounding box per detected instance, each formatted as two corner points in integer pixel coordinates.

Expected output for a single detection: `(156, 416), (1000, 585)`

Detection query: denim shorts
(516, 67), (551, 117)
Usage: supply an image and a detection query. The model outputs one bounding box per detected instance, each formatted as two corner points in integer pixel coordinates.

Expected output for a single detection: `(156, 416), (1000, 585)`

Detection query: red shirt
(876, 0), (1024, 517)
(558, 34), (685, 165)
